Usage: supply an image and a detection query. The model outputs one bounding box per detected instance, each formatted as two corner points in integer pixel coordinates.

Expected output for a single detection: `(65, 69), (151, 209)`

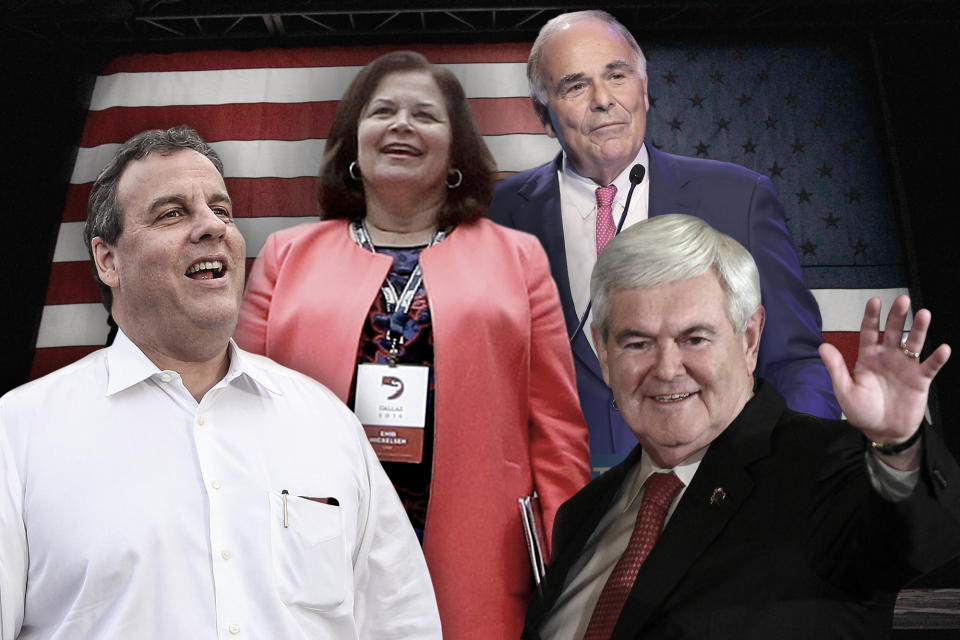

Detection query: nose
(651, 343), (685, 380)
(191, 204), (228, 242)
(590, 83), (615, 112)
(388, 108), (413, 132)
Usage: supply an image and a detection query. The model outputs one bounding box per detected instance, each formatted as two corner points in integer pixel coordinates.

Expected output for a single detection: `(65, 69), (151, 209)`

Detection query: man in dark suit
(488, 10), (839, 466)
(524, 214), (960, 639)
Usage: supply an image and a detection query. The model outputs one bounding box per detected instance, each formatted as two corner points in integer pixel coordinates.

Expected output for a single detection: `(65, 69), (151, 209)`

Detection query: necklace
(363, 219), (437, 247)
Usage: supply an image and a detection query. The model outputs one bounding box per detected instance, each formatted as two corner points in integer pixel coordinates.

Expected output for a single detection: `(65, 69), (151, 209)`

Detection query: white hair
(591, 214), (761, 341)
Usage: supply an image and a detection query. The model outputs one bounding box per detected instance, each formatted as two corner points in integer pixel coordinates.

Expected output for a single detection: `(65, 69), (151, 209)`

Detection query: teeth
(383, 145), (419, 154)
(186, 260), (224, 275)
(653, 393), (692, 403)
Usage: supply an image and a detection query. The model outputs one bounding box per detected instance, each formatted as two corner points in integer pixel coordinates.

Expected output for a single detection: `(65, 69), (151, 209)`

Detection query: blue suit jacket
(489, 145), (840, 458)
(521, 382), (960, 639)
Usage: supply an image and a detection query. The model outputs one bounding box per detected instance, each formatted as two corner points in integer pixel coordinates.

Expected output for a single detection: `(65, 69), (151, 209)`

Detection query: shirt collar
(228, 345), (284, 396)
(560, 144), (650, 220)
(621, 445), (706, 513)
(105, 329), (282, 397)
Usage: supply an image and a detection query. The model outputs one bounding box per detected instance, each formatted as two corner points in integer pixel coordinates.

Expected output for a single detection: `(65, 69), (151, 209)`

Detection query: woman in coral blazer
(234, 51), (590, 639)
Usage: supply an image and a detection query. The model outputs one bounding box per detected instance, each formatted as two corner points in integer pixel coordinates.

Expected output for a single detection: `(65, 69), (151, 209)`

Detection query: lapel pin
(710, 487), (727, 505)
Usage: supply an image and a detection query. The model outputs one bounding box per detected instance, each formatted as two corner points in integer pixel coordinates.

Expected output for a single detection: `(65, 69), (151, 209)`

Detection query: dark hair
(84, 126), (224, 311)
(318, 51), (496, 228)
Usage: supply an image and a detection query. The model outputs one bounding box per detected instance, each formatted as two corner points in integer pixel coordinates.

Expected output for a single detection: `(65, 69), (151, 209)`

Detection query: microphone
(616, 165), (645, 234)
(569, 164), (645, 345)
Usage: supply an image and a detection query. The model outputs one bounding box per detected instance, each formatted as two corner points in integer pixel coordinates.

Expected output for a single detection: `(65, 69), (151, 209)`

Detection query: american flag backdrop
(32, 41), (909, 379)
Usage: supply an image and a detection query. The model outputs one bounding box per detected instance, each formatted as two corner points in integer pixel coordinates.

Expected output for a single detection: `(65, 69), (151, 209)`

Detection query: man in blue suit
(489, 10), (839, 469)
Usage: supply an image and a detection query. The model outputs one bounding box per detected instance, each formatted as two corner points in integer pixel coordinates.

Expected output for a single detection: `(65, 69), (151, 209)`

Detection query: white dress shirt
(0, 331), (441, 640)
(539, 449), (702, 640)
(559, 145), (650, 352)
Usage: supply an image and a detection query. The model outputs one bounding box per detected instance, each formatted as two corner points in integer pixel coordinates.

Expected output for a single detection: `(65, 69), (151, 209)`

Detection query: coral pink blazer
(234, 218), (590, 639)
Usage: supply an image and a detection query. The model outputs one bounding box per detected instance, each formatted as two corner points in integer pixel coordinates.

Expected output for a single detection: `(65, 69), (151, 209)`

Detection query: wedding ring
(900, 344), (920, 360)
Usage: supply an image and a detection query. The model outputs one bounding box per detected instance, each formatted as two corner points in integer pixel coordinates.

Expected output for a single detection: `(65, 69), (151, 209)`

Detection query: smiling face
(356, 70), (453, 203)
(539, 17), (649, 185)
(91, 149), (246, 361)
(594, 271), (764, 468)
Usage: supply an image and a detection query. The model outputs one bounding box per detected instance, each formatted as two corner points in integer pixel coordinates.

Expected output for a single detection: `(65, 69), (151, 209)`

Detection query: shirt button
(160, 373), (172, 382)
(221, 550), (232, 560)
(228, 623), (240, 635)
(211, 480), (222, 490)
(197, 416), (205, 426)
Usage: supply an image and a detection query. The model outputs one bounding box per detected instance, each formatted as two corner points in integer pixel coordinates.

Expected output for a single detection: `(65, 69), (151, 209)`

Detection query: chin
(185, 306), (239, 332)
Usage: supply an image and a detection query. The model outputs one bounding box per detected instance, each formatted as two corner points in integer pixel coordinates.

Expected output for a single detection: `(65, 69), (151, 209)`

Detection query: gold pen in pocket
(282, 489), (290, 528)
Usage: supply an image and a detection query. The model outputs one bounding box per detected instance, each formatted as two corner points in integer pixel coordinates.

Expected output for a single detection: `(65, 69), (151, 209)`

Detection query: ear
(742, 304), (765, 375)
(640, 76), (650, 113)
(591, 323), (612, 387)
(91, 237), (120, 289)
(543, 119), (558, 139)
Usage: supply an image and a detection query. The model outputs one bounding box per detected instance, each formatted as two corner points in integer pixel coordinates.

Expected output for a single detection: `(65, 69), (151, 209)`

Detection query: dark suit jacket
(523, 381), (960, 639)
(489, 145), (841, 456)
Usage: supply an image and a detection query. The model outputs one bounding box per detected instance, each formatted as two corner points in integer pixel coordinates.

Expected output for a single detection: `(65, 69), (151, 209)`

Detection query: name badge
(355, 363), (429, 463)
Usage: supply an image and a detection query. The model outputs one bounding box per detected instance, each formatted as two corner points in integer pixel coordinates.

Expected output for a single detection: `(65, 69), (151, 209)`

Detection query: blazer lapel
(571, 326), (607, 385)
(514, 154), (580, 334)
(611, 384), (784, 638)
(525, 447), (645, 638)
(647, 145), (700, 219)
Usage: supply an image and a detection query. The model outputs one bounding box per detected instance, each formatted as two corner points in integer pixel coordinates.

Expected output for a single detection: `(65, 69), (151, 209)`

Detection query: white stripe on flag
(52, 223), (89, 263)
(483, 135), (561, 172)
(236, 217), (318, 256)
(70, 134), (560, 183)
(53, 217), (320, 263)
(811, 288), (911, 332)
(36, 304), (110, 348)
(88, 63), (529, 110)
(35, 288), (909, 349)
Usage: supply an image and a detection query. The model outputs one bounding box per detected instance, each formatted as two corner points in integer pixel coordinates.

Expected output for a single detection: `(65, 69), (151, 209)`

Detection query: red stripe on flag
(47, 258), (265, 306)
(822, 331), (858, 370)
(79, 98), (543, 147)
(63, 177), (321, 222)
(30, 346), (102, 380)
(45, 262), (101, 304)
(80, 103), (341, 146)
(63, 184), (92, 222)
(31, 331), (862, 384)
(226, 177), (321, 218)
(102, 43), (532, 74)
(470, 98), (543, 135)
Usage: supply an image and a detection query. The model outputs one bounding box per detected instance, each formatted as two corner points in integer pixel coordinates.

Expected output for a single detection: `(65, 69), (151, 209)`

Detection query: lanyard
(352, 219), (447, 363)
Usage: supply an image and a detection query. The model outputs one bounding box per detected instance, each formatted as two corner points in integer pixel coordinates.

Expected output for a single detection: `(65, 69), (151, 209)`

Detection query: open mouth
(651, 392), (695, 404)
(185, 259), (226, 280)
(381, 143), (422, 156)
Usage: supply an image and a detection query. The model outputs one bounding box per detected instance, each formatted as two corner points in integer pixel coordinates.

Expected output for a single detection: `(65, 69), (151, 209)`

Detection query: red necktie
(583, 472), (685, 640)
(595, 184), (618, 254)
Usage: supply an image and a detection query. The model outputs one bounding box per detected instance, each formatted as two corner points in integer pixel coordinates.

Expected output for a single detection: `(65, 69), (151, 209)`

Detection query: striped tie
(583, 472), (685, 640)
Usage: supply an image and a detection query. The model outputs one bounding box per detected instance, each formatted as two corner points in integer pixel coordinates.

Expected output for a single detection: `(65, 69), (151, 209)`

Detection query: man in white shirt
(0, 126), (441, 640)
(523, 214), (960, 639)
(489, 10), (839, 468)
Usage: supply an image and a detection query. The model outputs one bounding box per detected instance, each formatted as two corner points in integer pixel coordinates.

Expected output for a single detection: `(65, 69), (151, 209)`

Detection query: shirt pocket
(269, 491), (347, 611)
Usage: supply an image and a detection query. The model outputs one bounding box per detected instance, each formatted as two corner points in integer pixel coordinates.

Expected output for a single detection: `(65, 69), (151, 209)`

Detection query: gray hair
(527, 10), (648, 125)
(591, 214), (761, 342)
(83, 126), (224, 311)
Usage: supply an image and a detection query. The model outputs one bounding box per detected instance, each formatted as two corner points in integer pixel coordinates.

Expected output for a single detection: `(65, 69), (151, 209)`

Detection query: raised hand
(818, 295), (950, 445)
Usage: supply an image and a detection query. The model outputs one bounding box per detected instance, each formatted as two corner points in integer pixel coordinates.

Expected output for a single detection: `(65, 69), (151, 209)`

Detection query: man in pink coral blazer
(235, 217), (591, 639)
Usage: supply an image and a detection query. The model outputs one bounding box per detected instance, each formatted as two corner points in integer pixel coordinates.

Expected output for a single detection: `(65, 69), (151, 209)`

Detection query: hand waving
(818, 295), (951, 445)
